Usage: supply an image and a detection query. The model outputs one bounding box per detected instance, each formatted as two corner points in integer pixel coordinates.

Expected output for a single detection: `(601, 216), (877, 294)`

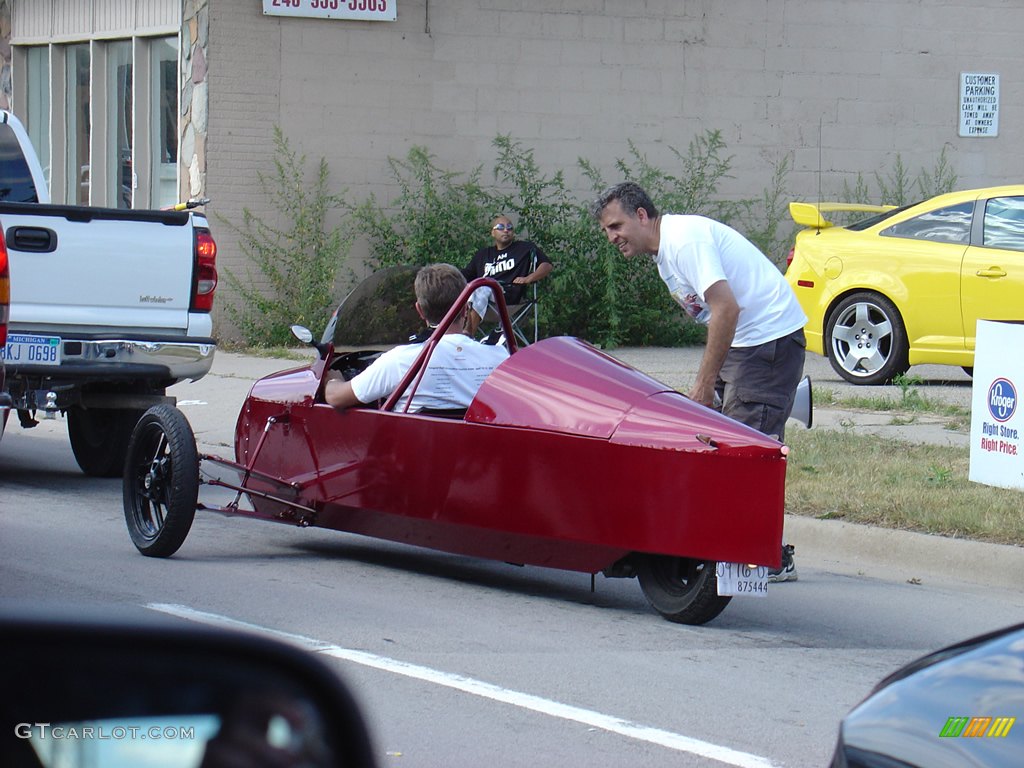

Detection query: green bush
(348, 146), (494, 269)
(344, 130), (782, 348)
(219, 127), (350, 346)
(222, 128), (960, 350)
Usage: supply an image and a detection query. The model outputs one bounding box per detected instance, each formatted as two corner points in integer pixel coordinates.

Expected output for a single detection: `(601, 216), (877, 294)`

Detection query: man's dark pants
(716, 329), (806, 441)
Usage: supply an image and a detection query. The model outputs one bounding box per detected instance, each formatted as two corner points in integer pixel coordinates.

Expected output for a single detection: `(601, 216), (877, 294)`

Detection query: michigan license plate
(716, 562), (769, 596)
(1, 334), (62, 366)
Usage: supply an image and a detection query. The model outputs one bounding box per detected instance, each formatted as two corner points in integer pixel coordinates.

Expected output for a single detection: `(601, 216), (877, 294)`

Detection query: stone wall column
(0, 0), (11, 110)
(181, 0), (209, 202)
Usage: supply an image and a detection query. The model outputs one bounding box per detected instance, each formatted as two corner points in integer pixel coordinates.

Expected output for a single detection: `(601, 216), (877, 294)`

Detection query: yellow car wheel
(825, 292), (909, 385)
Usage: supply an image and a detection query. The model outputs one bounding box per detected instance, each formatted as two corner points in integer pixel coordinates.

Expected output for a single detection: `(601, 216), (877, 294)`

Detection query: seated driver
(325, 263), (509, 412)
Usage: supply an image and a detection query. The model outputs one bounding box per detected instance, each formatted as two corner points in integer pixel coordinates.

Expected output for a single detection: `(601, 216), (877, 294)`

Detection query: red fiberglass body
(230, 333), (787, 575)
(123, 270), (792, 623)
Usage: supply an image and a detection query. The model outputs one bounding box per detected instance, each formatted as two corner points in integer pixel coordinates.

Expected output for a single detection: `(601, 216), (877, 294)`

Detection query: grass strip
(785, 429), (1024, 548)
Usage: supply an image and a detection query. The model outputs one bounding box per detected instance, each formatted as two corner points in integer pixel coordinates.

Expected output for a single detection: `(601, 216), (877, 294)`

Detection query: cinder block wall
(207, 0), (1022, 338)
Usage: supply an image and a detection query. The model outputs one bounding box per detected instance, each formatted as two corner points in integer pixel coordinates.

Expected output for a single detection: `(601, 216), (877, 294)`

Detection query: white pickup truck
(0, 109), (218, 476)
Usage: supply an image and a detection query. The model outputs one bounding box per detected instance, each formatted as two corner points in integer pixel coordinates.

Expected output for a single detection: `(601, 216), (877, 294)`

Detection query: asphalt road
(1, 347), (1020, 768)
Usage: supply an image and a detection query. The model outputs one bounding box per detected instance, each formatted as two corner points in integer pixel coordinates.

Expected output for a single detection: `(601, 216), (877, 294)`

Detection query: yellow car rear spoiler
(789, 201), (896, 229)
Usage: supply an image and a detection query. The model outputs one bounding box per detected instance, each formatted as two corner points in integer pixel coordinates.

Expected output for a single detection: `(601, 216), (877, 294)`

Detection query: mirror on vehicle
(0, 609), (377, 768)
(291, 324), (314, 345)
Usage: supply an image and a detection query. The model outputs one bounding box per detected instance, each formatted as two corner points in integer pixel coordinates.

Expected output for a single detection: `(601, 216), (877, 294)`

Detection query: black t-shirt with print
(462, 240), (550, 305)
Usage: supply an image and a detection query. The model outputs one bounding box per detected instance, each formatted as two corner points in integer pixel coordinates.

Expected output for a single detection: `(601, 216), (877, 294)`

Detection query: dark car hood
(834, 622), (1024, 767)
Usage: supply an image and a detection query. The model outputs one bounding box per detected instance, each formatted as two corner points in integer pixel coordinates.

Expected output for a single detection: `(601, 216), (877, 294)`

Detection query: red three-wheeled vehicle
(123, 268), (789, 624)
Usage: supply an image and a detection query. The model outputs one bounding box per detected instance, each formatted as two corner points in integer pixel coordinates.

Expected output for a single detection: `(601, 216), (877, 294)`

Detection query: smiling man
(591, 181), (807, 581)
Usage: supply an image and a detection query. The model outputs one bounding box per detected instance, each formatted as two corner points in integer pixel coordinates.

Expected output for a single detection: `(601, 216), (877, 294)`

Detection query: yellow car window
(881, 202), (973, 245)
(983, 197), (1024, 251)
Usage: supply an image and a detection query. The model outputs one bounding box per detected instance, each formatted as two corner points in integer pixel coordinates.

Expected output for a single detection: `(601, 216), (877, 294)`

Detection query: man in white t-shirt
(325, 264), (509, 413)
(591, 182), (807, 582)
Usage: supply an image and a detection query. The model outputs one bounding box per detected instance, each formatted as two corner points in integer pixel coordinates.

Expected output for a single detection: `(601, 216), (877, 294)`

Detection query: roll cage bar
(382, 276), (514, 413)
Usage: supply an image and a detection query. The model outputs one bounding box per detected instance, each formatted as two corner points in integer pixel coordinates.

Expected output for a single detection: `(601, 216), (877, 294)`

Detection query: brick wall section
(207, 0), (1023, 339)
(206, 0), (282, 305)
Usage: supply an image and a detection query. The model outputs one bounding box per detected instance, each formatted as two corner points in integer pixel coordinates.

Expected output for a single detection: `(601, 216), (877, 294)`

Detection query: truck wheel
(68, 406), (144, 477)
(123, 405), (198, 558)
(636, 555), (731, 625)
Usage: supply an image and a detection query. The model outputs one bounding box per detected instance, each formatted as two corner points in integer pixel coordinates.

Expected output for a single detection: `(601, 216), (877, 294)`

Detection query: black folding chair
(479, 254), (540, 346)
(506, 281), (539, 346)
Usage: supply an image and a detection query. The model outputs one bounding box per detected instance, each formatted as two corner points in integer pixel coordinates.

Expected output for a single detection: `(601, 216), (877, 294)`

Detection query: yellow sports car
(785, 186), (1024, 384)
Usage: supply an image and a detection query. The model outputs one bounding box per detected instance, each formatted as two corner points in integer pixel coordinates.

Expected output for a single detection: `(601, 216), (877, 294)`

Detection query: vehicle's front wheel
(68, 406), (145, 477)
(825, 292), (909, 385)
(636, 555), (731, 625)
(123, 405), (198, 558)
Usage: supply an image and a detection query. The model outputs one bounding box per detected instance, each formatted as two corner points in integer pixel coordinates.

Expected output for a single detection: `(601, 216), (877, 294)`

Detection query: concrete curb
(785, 515), (1023, 591)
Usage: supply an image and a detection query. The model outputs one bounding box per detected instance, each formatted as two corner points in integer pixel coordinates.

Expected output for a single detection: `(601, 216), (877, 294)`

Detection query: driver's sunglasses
(492, 224), (514, 232)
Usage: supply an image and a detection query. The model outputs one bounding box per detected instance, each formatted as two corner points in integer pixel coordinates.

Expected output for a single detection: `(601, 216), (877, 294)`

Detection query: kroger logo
(987, 378), (1017, 423)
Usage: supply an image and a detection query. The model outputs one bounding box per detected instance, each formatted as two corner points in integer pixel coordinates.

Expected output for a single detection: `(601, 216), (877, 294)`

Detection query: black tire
(68, 406), (145, 477)
(636, 555), (731, 625)
(825, 292), (909, 385)
(962, 366), (974, 378)
(122, 405), (199, 558)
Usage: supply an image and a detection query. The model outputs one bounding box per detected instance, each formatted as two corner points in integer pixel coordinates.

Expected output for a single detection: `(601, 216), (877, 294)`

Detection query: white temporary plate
(716, 562), (769, 596)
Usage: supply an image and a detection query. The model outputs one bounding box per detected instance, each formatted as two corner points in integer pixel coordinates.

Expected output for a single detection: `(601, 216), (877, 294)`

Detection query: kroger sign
(987, 378), (1017, 423)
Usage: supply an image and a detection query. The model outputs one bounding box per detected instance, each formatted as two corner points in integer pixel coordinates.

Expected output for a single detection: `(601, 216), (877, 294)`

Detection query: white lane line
(148, 603), (777, 768)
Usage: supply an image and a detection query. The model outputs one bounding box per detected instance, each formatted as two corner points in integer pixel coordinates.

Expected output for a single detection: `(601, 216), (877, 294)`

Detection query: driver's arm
(324, 375), (367, 409)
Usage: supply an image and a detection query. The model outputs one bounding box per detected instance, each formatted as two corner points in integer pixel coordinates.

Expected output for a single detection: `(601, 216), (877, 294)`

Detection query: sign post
(969, 320), (1022, 490)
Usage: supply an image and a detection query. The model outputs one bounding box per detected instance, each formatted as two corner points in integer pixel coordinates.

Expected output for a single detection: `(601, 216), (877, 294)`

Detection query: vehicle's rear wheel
(68, 406), (145, 477)
(123, 405), (198, 558)
(825, 292), (909, 385)
(636, 555), (731, 625)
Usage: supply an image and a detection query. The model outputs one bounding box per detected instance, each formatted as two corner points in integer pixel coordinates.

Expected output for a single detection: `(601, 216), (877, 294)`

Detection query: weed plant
(813, 381), (970, 420)
(837, 145), (959, 224)
(219, 128), (350, 346)
(349, 147), (494, 270)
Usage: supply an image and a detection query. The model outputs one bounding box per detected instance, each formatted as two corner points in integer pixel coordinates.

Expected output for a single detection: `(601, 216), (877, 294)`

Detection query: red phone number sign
(263, 0), (395, 22)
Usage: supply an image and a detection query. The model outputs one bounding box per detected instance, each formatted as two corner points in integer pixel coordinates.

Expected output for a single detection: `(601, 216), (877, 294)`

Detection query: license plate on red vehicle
(716, 562), (769, 596)
(1, 334), (62, 366)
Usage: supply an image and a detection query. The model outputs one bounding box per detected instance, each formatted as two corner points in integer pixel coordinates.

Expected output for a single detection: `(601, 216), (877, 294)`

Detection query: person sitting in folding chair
(462, 215), (552, 341)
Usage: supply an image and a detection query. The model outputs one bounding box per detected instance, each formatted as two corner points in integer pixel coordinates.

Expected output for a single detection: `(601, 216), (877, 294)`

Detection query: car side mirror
(292, 324), (330, 360)
(0, 608), (377, 768)
(291, 325), (314, 345)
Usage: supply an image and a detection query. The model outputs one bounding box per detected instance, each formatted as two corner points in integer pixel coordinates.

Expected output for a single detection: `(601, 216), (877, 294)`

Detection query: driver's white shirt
(350, 333), (509, 412)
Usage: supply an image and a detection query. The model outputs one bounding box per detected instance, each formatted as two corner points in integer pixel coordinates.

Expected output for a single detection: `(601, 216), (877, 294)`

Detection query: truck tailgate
(3, 204), (197, 333)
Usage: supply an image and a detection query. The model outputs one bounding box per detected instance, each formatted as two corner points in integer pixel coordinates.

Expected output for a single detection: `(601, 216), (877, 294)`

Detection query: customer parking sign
(970, 321), (1024, 490)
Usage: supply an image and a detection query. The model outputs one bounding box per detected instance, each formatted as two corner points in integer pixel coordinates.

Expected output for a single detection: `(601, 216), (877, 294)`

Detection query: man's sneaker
(768, 544), (797, 583)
